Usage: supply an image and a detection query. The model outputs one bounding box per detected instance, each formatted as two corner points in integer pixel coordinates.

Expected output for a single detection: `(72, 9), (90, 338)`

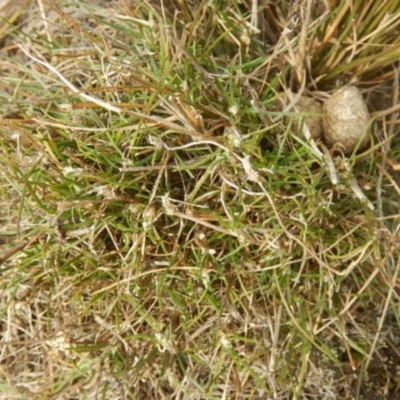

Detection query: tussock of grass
(1, 1), (400, 399)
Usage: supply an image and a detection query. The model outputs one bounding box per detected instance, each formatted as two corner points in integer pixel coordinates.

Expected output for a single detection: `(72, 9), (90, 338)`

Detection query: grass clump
(1, 1), (400, 399)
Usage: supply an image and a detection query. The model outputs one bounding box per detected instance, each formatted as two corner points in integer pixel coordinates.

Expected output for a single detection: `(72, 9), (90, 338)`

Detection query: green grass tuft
(1, 1), (400, 399)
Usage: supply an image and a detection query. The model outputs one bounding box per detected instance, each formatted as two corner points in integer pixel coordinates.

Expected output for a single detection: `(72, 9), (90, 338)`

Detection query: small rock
(323, 86), (370, 154)
(295, 96), (323, 141)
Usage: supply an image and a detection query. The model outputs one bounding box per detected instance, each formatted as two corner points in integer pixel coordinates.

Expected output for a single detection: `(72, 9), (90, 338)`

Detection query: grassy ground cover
(1, 1), (400, 399)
